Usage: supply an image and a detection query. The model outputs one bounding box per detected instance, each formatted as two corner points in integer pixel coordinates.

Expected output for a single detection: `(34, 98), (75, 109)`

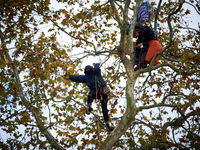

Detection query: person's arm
(134, 34), (143, 49)
(69, 75), (86, 83)
(143, 28), (154, 47)
(94, 63), (106, 88)
(62, 73), (86, 83)
(97, 75), (106, 88)
(94, 63), (101, 75)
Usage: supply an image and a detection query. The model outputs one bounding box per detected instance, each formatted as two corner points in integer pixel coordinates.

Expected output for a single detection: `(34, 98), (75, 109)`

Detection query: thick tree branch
(162, 110), (198, 135)
(100, 78), (139, 150)
(154, 0), (162, 39)
(0, 29), (64, 150)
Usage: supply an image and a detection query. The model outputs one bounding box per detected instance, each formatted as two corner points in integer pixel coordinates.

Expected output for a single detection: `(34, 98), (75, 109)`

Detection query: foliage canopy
(0, 0), (200, 149)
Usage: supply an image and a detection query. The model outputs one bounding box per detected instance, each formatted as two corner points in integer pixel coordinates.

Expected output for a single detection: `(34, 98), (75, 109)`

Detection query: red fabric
(145, 40), (163, 65)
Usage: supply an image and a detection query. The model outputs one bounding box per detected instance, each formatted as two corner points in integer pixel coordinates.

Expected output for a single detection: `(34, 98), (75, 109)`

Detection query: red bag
(145, 40), (163, 65)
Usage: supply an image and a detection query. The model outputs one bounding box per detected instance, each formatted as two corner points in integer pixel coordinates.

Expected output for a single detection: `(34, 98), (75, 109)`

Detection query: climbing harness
(95, 75), (109, 102)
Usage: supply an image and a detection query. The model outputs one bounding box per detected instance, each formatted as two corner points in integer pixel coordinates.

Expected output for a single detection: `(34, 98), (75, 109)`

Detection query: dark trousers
(87, 89), (109, 122)
(135, 47), (148, 66)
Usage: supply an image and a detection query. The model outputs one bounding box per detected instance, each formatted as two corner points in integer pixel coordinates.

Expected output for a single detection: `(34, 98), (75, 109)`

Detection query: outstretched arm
(62, 73), (86, 83)
(69, 75), (86, 83)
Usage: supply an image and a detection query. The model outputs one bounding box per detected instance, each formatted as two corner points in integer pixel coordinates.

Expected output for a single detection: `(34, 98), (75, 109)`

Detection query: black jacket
(135, 22), (154, 49)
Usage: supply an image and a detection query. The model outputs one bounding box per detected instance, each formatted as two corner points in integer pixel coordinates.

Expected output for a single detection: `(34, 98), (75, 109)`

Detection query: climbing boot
(106, 123), (115, 131)
(86, 105), (93, 114)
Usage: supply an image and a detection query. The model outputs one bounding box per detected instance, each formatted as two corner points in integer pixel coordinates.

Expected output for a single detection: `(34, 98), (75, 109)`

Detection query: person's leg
(135, 47), (148, 70)
(100, 94), (109, 122)
(134, 48), (140, 65)
(100, 93), (114, 131)
(141, 48), (148, 68)
(134, 48), (143, 71)
(87, 90), (95, 113)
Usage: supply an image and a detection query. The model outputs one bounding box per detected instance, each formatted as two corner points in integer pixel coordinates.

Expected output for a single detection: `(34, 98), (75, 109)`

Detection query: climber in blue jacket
(62, 63), (114, 131)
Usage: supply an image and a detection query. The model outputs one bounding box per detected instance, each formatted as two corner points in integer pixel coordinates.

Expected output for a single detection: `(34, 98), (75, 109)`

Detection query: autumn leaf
(155, 93), (162, 98)
(0, 0), (199, 149)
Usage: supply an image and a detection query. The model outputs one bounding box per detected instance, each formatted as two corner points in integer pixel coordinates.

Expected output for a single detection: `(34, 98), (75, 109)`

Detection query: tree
(0, 0), (199, 149)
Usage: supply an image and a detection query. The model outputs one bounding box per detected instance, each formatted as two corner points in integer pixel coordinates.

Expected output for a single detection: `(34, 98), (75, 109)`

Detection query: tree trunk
(100, 77), (138, 149)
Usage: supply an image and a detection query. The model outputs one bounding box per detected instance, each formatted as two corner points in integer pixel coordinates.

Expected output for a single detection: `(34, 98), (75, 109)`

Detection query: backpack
(95, 75), (110, 94)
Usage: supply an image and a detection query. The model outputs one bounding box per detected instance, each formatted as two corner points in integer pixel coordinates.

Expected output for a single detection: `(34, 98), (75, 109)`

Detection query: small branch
(70, 97), (111, 132)
(162, 110), (198, 134)
(167, 0), (185, 49)
(139, 103), (179, 110)
(185, 1), (200, 15)
(135, 119), (159, 134)
(108, 0), (122, 28)
(177, 26), (200, 35)
(35, 10), (97, 53)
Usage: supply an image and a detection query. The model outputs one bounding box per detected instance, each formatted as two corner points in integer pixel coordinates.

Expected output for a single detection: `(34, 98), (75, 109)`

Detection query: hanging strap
(154, 20), (158, 38)
(95, 75), (101, 87)
(95, 75), (110, 103)
(95, 75), (99, 101)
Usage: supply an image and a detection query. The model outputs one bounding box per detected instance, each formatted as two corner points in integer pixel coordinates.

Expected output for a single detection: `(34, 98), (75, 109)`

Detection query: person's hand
(137, 43), (143, 48)
(62, 72), (69, 79)
(133, 46), (137, 51)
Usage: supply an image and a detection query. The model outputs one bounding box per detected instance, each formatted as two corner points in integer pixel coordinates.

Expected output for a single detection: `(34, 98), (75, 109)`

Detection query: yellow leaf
(41, 32), (45, 37)
(161, 19), (166, 23)
(68, 68), (74, 73)
(5, 58), (9, 65)
(144, 116), (147, 121)
(23, 112), (29, 118)
(63, 131), (70, 136)
(182, 51), (187, 59)
(114, 55), (119, 58)
(35, 44), (39, 48)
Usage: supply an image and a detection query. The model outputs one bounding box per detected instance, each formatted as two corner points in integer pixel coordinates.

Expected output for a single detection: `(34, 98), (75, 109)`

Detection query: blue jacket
(69, 64), (106, 90)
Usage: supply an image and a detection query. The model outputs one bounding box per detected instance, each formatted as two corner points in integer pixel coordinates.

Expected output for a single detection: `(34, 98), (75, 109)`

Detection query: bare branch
(35, 10), (98, 53)
(108, 0), (123, 28)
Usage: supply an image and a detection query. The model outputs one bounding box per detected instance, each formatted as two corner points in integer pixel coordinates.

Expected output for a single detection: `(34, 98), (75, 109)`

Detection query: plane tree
(0, 0), (199, 149)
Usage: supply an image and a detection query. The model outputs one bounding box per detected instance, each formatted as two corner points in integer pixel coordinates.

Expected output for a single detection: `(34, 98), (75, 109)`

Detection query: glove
(62, 72), (69, 79)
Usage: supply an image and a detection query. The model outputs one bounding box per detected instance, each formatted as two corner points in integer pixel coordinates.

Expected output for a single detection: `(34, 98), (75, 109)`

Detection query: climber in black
(62, 63), (114, 131)
(133, 22), (154, 71)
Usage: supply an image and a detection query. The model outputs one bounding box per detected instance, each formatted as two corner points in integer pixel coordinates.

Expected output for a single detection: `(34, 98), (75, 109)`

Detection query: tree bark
(100, 77), (139, 150)
(1, 34), (64, 149)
